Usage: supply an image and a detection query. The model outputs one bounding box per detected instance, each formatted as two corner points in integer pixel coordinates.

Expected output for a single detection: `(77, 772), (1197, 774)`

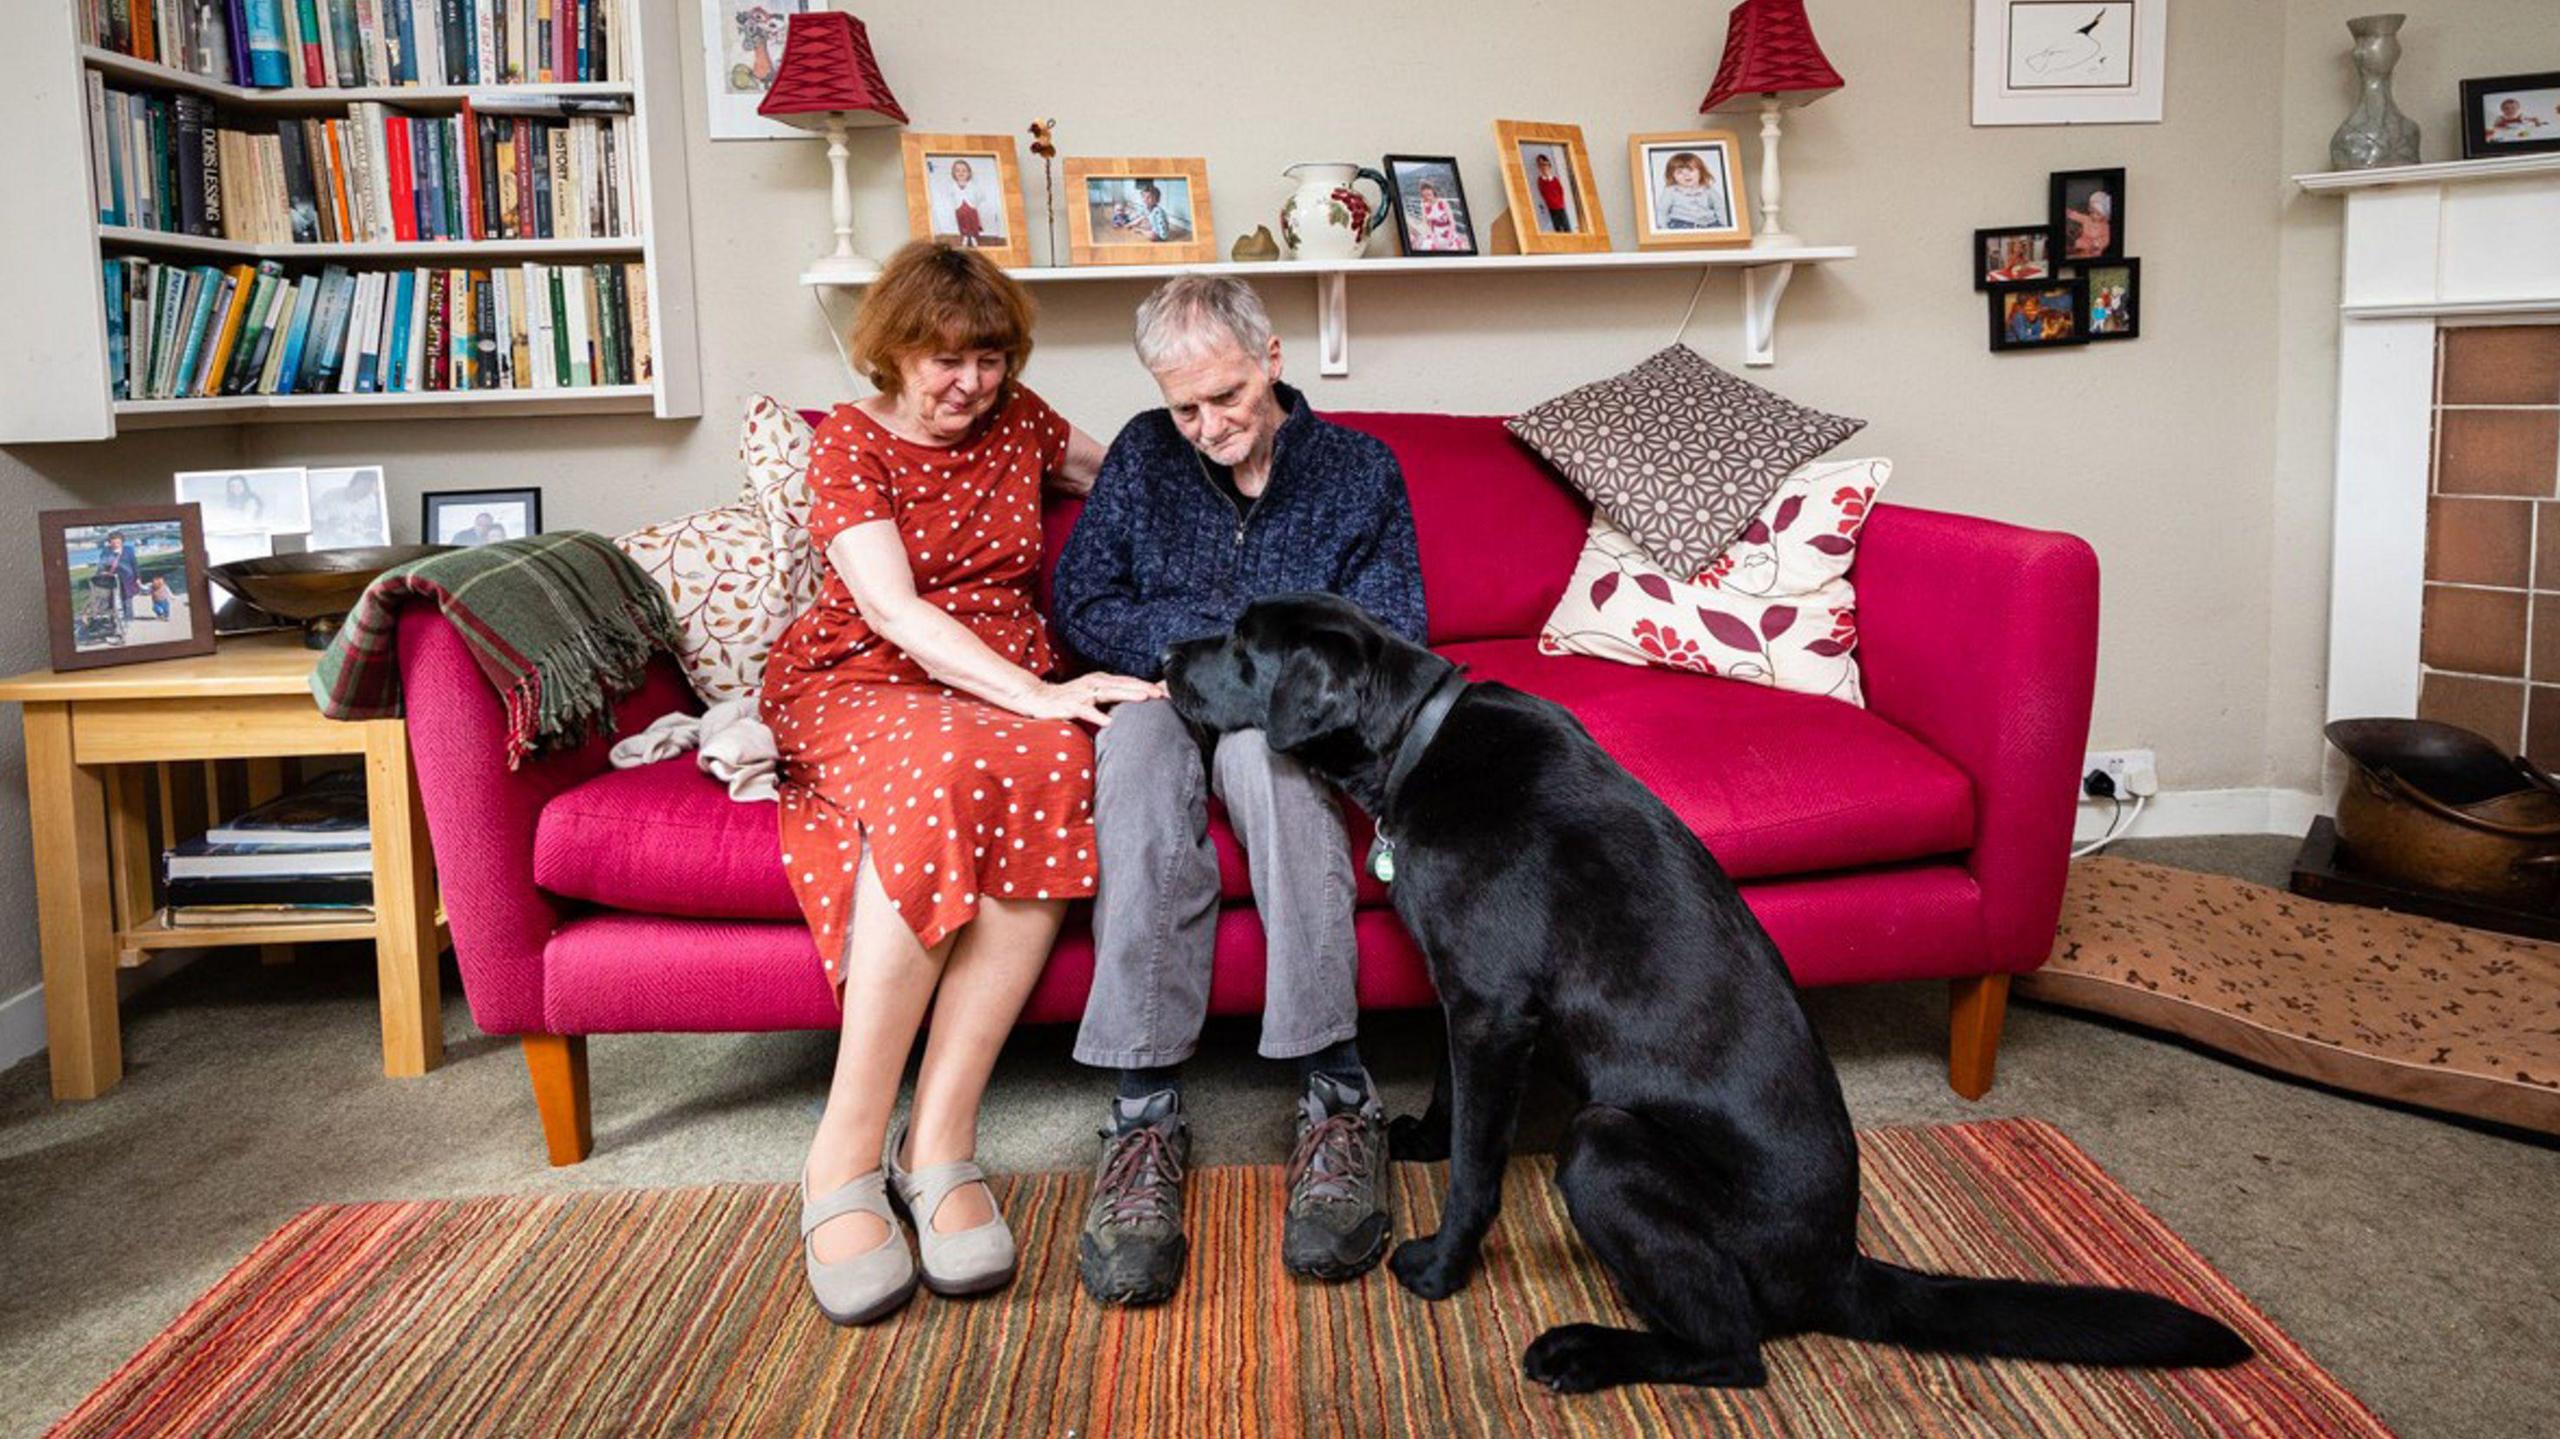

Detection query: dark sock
(1296, 1040), (1367, 1094)
(1117, 1065), (1181, 1103)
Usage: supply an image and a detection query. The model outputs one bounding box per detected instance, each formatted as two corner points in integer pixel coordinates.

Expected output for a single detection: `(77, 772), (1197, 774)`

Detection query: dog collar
(1366, 665), (1468, 885)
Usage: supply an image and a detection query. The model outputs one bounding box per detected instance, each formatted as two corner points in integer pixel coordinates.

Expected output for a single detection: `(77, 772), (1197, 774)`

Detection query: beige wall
(0, 0), (2546, 1009)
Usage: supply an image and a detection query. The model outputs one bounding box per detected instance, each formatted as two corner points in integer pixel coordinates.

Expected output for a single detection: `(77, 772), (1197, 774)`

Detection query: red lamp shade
(758, 11), (909, 129)
(1699, 0), (1843, 113)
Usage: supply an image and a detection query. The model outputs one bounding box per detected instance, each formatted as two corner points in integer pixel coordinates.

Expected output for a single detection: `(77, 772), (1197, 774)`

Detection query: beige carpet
(2026, 857), (2560, 1134)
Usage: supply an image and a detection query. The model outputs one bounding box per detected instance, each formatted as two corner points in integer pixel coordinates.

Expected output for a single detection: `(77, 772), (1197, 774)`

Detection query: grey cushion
(1506, 345), (1865, 580)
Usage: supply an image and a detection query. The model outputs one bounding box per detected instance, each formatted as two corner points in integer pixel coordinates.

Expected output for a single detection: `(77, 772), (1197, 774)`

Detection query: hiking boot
(1283, 1071), (1392, 1280)
(1078, 1090), (1190, 1305)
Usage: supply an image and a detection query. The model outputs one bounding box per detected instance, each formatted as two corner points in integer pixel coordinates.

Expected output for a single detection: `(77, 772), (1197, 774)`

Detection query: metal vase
(2330, 14), (2421, 169)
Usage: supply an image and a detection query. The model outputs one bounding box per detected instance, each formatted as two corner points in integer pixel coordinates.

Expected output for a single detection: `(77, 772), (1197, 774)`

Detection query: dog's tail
(1831, 1258), (2252, 1369)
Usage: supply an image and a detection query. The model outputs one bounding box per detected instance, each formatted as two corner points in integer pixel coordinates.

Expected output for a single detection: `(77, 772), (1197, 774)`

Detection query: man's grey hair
(1133, 275), (1273, 371)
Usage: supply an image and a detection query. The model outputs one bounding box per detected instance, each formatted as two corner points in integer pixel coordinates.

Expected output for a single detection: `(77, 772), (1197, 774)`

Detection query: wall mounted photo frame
(1382, 154), (1479, 257)
(1628, 131), (1751, 250)
(700, 0), (819, 141)
(901, 134), (1034, 268)
(1972, 0), (2167, 127)
(1062, 157), (1218, 266)
(1494, 120), (1610, 255)
(2460, 71), (2560, 159)
(424, 488), (545, 547)
(1988, 276), (2092, 351)
(1973, 225), (2055, 289)
(2084, 257), (2141, 340)
(2050, 167), (2126, 264)
(39, 503), (219, 671)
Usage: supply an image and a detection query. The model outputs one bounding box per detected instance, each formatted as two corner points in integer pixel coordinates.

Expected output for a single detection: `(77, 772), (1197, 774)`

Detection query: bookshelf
(1, 3), (699, 442)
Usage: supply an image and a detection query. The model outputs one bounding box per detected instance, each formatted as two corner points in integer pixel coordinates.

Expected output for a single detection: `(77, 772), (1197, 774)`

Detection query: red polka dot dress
(760, 388), (1098, 986)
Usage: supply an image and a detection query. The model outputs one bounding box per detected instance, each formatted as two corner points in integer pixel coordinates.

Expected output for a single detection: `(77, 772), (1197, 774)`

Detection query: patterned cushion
(1506, 345), (1864, 581)
(1539, 457), (1889, 705)
(614, 396), (819, 704)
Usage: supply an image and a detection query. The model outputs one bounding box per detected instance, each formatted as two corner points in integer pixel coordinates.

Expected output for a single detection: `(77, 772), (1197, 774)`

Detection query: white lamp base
(803, 252), (884, 284)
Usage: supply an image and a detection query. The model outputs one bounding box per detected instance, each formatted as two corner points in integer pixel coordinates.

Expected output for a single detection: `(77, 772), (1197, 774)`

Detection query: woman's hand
(1009, 672), (1164, 727)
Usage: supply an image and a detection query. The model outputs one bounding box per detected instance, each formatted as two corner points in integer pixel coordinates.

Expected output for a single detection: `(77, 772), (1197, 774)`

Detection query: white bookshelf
(1, 5), (698, 441)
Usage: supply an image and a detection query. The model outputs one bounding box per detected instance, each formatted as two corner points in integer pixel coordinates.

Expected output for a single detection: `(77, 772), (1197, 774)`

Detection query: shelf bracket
(1317, 272), (1350, 377)
(1739, 261), (1796, 368)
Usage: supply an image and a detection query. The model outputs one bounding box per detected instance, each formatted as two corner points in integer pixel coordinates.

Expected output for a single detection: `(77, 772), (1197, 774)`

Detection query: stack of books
(78, 0), (631, 91)
(161, 770), (374, 926)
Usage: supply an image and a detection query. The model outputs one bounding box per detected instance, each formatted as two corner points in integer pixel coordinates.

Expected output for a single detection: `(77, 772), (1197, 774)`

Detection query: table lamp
(758, 11), (910, 282)
(1699, 0), (1843, 249)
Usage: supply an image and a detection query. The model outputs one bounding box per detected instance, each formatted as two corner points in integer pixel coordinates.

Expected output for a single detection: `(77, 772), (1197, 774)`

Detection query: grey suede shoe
(886, 1119), (1018, 1297)
(800, 1166), (918, 1326)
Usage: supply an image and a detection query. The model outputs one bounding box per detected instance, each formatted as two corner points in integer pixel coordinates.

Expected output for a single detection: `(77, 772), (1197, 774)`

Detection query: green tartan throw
(310, 531), (681, 768)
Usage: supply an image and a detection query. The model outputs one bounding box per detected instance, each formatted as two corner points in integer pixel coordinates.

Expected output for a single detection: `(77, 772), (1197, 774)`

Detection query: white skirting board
(2074, 788), (2327, 845)
(0, 949), (206, 1081)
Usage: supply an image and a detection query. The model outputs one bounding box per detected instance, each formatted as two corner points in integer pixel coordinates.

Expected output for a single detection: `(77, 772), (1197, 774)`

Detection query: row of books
(161, 772), (374, 926)
(80, 0), (629, 90)
(106, 256), (653, 400)
(93, 82), (640, 245)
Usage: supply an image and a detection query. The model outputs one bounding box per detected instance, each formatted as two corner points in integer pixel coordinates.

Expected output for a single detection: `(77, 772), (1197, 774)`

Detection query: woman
(762, 242), (1157, 1325)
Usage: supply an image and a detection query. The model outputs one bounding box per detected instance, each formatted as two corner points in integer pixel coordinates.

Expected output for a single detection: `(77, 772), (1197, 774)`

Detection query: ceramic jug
(1279, 163), (1391, 261)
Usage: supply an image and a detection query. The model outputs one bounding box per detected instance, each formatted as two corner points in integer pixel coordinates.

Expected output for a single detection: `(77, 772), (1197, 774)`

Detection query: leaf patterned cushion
(1506, 344), (1865, 580)
(1538, 457), (1890, 706)
(614, 395), (819, 704)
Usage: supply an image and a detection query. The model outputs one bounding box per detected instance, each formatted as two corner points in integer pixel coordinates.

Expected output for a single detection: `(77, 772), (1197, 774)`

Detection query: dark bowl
(208, 546), (456, 643)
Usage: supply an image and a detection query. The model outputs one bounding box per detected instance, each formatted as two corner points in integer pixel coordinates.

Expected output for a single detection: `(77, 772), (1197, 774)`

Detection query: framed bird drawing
(1971, 0), (2168, 126)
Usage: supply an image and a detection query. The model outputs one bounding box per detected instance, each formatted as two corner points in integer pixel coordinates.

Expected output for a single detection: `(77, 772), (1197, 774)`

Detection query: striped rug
(51, 1119), (2393, 1438)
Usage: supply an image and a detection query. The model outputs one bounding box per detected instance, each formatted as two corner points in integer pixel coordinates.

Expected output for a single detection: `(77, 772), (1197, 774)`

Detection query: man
(1053, 275), (1426, 1305)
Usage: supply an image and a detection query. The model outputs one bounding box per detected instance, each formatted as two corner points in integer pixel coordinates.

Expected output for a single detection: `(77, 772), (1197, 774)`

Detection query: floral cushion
(614, 396), (820, 704)
(1505, 344), (1865, 581)
(1538, 457), (1889, 706)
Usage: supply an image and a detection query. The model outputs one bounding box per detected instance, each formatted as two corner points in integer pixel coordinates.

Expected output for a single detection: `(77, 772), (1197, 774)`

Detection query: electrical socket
(2082, 749), (2159, 800)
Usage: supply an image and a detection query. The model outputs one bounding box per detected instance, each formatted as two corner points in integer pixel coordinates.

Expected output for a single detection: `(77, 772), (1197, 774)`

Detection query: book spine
(326, 0), (361, 85)
(89, 76), (115, 226)
(474, 0), (497, 89)
(422, 267), (447, 390)
(457, 101), (482, 241)
(276, 119), (316, 243)
(590, 261), (620, 387)
(342, 106), (375, 243)
(385, 269), (415, 389)
(226, 0), (254, 84)
(244, 0), (290, 86)
(544, 264), (569, 385)
(103, 260), (129, 400)
(384, 113), (417, 242)
(385, 0), (413, 83)
(346, 271), (380, 393)
(529, 120), (552, 236)
(404, 265), (428, 389)
(171, 267), (225, 395)
(357, 0), (390, 92)
(217, 266), (268, 393)
(490, 264), (513, 388)
(624, 259), (648, 383)
(303, 264), (354, 390)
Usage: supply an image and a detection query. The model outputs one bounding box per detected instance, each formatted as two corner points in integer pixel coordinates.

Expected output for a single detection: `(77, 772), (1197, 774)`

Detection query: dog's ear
(1264, 645), (1362, 755)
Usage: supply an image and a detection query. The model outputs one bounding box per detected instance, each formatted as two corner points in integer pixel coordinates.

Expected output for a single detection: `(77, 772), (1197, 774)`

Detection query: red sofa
(397, 412), (2098, 1165)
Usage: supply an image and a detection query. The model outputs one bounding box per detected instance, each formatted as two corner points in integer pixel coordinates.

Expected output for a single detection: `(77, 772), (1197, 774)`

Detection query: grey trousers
(1072, 699), (1359, 1068)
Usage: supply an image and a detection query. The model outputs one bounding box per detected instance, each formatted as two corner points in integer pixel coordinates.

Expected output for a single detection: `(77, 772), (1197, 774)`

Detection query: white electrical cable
(2070, 793), (2147, 859)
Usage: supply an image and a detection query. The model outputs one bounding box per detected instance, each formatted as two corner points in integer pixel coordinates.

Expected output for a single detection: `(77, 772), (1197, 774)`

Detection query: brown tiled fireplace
(2421, 325), (2560, 766)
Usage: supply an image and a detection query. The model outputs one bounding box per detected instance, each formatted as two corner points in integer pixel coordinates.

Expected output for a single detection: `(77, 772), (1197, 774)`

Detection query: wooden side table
(0, 632), (446, 1099)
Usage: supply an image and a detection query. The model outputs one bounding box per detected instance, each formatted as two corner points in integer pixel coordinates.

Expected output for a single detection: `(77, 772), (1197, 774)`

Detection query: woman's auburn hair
(849, 241), (1036, 398)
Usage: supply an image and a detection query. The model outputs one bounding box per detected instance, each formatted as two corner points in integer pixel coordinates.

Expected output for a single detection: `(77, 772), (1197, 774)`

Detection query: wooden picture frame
(1061, 157), (1218, 266)
(2459, 72), (2560, 160)
(1987, 276), (2091, 352)
(1494, 120), (1610, 254)
(2049, 167), (2126, 264)
(1382, 154), (1480, 257)
(900, 133), (1035, 268)
(423, 487), (545, 547)
(1628, 131), (1751, 250)
(1973, 224), (2055, 289)
(2083, 257), (2141, 341)
(39, 503), (218, 672)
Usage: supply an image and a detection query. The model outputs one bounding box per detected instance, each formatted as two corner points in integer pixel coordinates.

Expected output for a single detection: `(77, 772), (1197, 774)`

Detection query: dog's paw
(1389, 1234), (1472, 1300)
(1522, 1324), (1621, 1394)
(1388, 1113), (1450, 1163)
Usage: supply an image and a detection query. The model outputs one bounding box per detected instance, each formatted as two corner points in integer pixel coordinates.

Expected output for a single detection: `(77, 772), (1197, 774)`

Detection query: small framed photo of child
(1628, 132), (1750, 250)
(38, 504), (218, 672)
(1973, 225), (2054, 289)
(1383, 154), (1479, 257)
(2049, 167), (2125, 264)
(901, 134), (1034, 268)
(1494, 120), (1610, 255)
(1988, 276), (2092, 352)
(2084, 258), (2140, 341)
(2459, 72), (2560, 159)
(1062, 157), (1218, 266)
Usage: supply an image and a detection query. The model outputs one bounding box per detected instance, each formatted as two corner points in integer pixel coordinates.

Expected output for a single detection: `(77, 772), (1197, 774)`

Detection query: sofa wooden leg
(1947, 974), (2010, 1101)
(522, 1034), (592, 1166)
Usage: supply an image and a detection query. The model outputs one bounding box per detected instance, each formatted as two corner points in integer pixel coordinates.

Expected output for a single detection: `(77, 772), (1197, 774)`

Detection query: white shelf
(99, 225), (646, 262)
(80, 45), (632, 108)
(113, 385), (656, 428)
(804, 246), (1855, 372)
(2295, 153), (2560, 192)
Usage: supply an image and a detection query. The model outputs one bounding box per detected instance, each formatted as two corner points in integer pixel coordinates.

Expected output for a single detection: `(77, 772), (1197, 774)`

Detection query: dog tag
(1367, 834), (1396, 885)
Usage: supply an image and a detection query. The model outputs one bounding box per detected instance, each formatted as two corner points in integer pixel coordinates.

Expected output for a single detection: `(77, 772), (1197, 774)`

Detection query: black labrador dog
(1163, 593), (2249, 1393)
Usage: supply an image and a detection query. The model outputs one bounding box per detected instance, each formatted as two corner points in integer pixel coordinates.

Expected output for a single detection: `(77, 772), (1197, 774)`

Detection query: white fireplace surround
(2297, 153), (2560, 730)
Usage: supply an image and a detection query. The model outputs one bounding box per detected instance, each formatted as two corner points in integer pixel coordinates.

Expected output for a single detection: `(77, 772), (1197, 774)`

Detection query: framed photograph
(2050, 167), (2125, 263)
(1382, 154), (1478, 257)
(902, 134), (1033, 268)
(1628, 131), (1749, 250)
(1494, 120), (1609, 254)
(1973, 225), (2055, 289)
(424, 488), (543, 547)
(305, 466), (391, 549)
(2084, 257), (2141, 341)
(2460, 72), (2560, 159)
(39, 504), (218, 671)
(1988, 276), (2091, 352)
(1972, 0), (2167, 126)
(700, 0), (818, 142)
(175, 465), (309, 537)
(1062, 157), (1217, 266)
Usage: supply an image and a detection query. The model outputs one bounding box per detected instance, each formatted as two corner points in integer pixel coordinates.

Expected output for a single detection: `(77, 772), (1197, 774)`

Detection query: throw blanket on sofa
(311, 531), (682, 768)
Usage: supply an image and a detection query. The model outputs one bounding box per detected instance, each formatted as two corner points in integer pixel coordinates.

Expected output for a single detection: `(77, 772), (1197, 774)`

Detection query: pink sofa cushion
(534, 758), (801, 920)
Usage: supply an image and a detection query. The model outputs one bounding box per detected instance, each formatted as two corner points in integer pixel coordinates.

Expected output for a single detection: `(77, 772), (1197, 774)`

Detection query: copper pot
(2327, 718), (2560, 907)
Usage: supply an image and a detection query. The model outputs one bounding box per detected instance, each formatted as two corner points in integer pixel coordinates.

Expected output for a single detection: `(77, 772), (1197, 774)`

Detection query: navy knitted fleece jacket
(1052, 384), (1426, 680)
